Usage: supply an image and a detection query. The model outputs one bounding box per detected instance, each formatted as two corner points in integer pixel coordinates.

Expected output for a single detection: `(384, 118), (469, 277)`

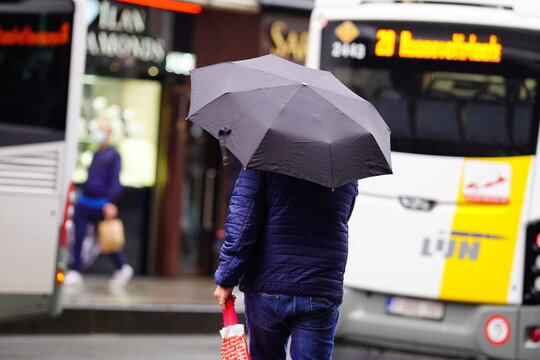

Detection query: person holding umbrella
(214, 168), (358, 359)
(188, 55), (392, 360)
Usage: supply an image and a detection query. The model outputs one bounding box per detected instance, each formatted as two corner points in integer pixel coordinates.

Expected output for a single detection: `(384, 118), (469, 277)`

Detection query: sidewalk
(1, 276), (245, 334)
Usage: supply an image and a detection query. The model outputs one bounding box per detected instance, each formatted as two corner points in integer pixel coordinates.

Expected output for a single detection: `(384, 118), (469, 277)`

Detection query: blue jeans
(71, 203), (126, 272)
(244, 291), (339, 360)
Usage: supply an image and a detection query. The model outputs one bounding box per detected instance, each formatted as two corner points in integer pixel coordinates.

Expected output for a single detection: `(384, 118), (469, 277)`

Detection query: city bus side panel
(0, 0), (86, 322)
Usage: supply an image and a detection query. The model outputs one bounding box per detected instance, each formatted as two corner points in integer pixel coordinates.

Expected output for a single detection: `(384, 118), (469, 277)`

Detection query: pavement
(1, 275), (242, 334)
(0, 334), (459, 360)
(0, 335), (222, 360)
(0, 277), (461, 359)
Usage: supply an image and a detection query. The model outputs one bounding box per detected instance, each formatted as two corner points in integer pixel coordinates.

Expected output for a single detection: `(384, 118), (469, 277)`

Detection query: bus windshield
(320, 21), (540, 157)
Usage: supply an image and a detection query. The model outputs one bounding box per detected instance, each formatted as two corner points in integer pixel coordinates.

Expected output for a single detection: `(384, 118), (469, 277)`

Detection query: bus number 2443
(331, 41), (366, 60)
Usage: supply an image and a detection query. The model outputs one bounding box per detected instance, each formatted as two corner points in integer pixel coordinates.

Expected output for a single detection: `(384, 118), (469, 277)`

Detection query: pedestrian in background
(213, 168), (358, 360)
(65, 121), (133, 289)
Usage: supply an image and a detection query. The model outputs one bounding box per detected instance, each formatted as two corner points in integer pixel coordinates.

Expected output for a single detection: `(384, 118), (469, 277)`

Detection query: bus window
(514, 104), (534, 146)
(0, 6), (73, 147)
(464, 102), (509, 145)
(332, 66), (538, 157)
(371, 95), (412, 138)
(415, 98), (460, 142)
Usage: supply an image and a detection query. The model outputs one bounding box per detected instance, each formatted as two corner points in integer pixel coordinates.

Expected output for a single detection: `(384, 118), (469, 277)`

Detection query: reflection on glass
(180, 122), (209, 271)
(331, 66), (538, 157)
(74, 75), (161, 187)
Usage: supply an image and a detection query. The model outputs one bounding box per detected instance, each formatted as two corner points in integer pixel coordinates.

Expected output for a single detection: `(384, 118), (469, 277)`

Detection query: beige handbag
(97, 218), (125, 254)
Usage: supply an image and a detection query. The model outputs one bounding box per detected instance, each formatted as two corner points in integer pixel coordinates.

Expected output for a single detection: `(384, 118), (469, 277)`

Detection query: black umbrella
(187, 54), (392, 188)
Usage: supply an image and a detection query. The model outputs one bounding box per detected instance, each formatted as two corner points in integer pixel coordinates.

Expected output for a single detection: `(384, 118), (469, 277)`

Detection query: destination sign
(0, 22), (70, 47)
(321, 20), (518, 66)
(375, 29), (502, 63)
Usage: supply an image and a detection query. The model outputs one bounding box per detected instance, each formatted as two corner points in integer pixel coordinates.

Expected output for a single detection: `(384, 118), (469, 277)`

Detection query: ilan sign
(87, 1), (168, 65)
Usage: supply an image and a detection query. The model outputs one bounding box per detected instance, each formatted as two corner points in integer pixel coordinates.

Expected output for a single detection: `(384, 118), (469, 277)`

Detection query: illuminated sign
(331, 21), (365, 60)
(375, 29), (502, 63)
(269, 20), (308, 63)
(87, 1), (167, 63)
(335, 21), (360, 43)
(116, 0), (202, 14)
(0, 22), (70, 46)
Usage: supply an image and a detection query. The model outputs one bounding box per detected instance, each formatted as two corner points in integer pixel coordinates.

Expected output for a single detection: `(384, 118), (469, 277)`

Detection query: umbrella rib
(233, 66), (360, 102)
(307, 73), (363, 101)
(310, 90), (390, 163)
(265, 84), (304, 129)
(247, 84), (305, 163)
(232, 59), (361, 101)
(232, 63), (303, 87)
(188, 84), (303, 122)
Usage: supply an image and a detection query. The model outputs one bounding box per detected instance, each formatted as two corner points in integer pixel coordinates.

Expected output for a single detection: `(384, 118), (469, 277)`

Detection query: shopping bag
(81, 224), (101, 268)
(97, 218), (125, 253)
(68, 223), (100, 269)
(220, 299), (251, 360)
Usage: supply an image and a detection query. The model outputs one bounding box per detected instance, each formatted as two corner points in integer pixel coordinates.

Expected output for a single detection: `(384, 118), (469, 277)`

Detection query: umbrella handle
(218, 127), (232, 166)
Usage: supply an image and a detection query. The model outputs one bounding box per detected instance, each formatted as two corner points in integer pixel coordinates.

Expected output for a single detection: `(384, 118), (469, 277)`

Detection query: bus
(0, 0), (86, 322)
(307, 0), (540, 359)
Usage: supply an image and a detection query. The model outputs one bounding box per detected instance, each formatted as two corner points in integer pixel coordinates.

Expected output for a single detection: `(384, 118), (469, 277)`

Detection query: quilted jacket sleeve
(214, 168), (266, 287)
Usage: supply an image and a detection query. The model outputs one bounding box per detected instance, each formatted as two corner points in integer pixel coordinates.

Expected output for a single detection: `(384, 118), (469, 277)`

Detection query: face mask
(93, 130), (106, 144)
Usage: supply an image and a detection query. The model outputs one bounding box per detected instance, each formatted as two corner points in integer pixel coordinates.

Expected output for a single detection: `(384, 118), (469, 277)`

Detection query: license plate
(386, 296), (445, 320)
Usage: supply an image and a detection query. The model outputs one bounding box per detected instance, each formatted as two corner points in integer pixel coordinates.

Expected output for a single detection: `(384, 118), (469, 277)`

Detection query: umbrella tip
(302, 82), (308, 86)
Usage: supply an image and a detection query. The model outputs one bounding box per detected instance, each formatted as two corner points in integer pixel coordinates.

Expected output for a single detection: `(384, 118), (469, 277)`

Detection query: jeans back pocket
(302, 296), (339, 329)
(247, 291), (280, 328)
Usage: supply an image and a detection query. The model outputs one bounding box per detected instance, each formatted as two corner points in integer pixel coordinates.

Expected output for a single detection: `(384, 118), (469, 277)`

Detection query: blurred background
(75, 0), (312, 278)
(2, 1), (540, 359)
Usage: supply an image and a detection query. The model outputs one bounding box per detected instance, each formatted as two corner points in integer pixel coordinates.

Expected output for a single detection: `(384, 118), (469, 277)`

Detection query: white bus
(307, 1), (540, 359)
(0, 0), (86, 322)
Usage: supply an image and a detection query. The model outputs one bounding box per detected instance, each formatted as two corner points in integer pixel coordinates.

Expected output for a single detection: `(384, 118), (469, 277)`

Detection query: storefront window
(73, 75), (161, 187)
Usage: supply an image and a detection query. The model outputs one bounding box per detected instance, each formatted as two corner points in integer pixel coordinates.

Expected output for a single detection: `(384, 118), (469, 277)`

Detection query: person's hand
(213, 285), (235, 310)
(103, 203), (118, 220)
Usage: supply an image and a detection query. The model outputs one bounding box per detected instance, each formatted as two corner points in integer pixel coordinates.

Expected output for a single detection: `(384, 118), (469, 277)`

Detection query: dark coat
(82, 146), (122, 203)
(214, 168), (358, 304)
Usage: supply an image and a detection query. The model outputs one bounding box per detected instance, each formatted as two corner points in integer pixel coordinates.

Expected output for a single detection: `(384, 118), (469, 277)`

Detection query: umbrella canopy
(187, 54), (392, 188)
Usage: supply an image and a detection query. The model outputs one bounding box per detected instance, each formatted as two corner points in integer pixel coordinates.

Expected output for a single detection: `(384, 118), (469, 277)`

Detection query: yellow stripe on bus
(439, 156), (532, 304)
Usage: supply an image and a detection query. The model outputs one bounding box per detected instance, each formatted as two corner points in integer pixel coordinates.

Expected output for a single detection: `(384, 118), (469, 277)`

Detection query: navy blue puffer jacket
(214, 168), (358, 304)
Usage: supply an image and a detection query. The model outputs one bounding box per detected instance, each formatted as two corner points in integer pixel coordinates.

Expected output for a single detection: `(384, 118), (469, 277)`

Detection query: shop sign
(261, 11), (309, 65)
(268, 20), (308, 63)
(87, 1), (166, 64)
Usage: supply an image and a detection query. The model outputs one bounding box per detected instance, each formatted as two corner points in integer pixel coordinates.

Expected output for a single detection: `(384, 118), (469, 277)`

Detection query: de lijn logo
(421, 231), (503, 261)
(331, 21), (366, 60)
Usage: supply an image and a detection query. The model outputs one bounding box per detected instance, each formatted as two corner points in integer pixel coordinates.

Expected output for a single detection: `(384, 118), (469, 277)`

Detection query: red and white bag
(220, 299), (251, 360)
